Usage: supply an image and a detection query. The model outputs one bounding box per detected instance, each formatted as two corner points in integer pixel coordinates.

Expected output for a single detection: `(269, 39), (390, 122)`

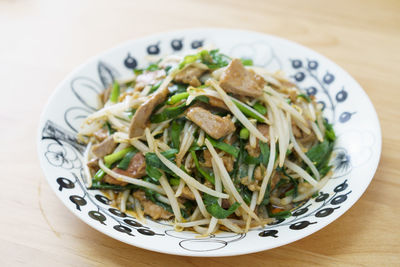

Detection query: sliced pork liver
(219, 58), (265, 98)
(186, 107), (236, 139)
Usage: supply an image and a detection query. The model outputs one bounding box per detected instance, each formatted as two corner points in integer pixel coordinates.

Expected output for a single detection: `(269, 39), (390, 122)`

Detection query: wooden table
(1, 0), (399, 265)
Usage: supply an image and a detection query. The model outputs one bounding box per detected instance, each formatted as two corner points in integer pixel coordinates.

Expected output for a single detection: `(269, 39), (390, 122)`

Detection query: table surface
(1, 0), (400, 266)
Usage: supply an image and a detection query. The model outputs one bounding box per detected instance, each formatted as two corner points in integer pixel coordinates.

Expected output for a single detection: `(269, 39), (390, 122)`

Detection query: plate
(37, 28), (381, 256)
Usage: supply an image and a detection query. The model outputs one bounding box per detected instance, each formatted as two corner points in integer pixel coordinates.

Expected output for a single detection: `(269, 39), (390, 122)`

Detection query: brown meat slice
(219, 59), (265, 98)
(129, 87), (169, 138)
(254, 166), (263, 181)
(207, 95), (228, 110)
(180, 186), (195, 201)
(222, 155), (234, 172)
(133, 190), (174, 220)
(114, 152), (146, 178)
(87, 158), (99, 176)
(202, 149), (213, 168)
(92, 136), (117, 158)
(135, 70), (165, 91)
(103, 175), (128, 186)
(186, 107), (236, 139)
(102, 152), (146, 186)
(202, 150), (233, 172)
(174, 66), (206, 87)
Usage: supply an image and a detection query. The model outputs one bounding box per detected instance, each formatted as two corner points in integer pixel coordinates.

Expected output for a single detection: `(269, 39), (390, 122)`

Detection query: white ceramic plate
(37, 28), (381, 256)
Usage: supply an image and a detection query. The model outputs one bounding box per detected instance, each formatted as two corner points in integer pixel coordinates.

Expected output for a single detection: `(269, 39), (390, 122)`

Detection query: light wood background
(1, 0), (399, 266)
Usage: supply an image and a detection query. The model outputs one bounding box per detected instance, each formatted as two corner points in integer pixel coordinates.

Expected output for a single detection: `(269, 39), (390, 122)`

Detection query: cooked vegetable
(79, 49), (335, 235)
(203, 194), (240, 219)
(110, 81), (120, 103)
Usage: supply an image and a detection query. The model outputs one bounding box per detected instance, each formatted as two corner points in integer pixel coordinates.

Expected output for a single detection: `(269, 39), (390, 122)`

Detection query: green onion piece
(253, 102), (267, 115)
(145, 149), (178, 177)
(179, 54), (200, 69)
(150, 103), (187, 123)
(167, 92), (189, 105)
(268, 209), (292, 219)
(170, 120), (184, 149)
(231, 98), (266, 123)
(117, 150), (138, 170)
(285, 188), (295, 197)
(239, 128), (250, 139)
(297, 94), (311, 103)
(105, 122), (115, 135)
(146, 63), (159, 71)
(148, 80), (162, 95)
(169, 177), (181, 186)
(206, 137), (239, 158)
(324, 121), (336, 142)
(93, 168), (107, 182)
(110, 82), (120, 103)
(241, 58), (253, 66)
(190, 151), (215, 184)
(203, 194), (240, 219)
(104, 147), (135, 166)
(89, 181), (137, 191)
(259, 142), (270, 167)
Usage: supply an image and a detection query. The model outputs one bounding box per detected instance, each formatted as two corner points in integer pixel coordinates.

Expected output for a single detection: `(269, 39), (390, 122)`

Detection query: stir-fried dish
(79, 49), (336, 234)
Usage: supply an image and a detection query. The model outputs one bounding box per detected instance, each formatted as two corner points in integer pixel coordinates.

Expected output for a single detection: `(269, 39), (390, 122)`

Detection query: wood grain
(1, 0), (399, 265)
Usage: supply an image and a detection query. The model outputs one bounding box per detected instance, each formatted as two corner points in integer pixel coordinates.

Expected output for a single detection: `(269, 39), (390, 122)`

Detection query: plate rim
(37, 27), (382, 257)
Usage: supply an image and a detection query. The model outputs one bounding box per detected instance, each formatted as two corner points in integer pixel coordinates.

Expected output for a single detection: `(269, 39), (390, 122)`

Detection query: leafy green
(206, 49), (231, 69)
(206, 137), (239, 158)
(324, 121), (336, 142)
(238, 185), (252, 205)
(105, 122), (115, 135)
(89, 181), (137, 191)
(259, 142), (270, 167)
(260, 182), (271, 205)
(203, 194), (240, 219)
(306, 139), (334, 171)
(277, 167), (298, 197)
(117, 149), (138, 170)
(170, 119), (184, 149)
(169, 177), (181, 186)
(150, 103), (187, 123)
(145, 149), (178, 180)
(190, 151), (215, 184)
(194, 95), (209, 104)
(178, 49), (230, 70)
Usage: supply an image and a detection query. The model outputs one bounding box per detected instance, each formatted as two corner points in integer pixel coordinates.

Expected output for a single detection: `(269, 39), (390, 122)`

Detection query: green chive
(167, 92), (189, 105)
(110, 81), (120, 103)
(104, 147), (135, 166)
